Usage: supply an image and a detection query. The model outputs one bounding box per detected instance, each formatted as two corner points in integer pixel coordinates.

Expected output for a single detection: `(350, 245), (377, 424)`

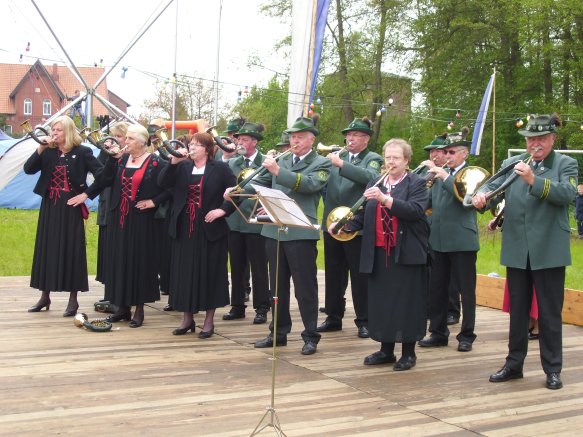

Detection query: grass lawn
(1, 207), (581, 290)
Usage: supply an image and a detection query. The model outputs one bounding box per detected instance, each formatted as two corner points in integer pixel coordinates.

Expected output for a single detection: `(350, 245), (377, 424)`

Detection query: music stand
(229, 184), (320, 437)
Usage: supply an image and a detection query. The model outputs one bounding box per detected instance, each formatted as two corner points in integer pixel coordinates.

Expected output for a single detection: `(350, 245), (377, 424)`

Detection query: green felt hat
(341, 117), (374, 136)
(285, 115), (320, 136)
(518, 114), (561, 137)
(223, 118), (246, 135)
(276, 131), (290, 148)
(424, 133), (448, 151)
(439, 127), (471, 149)
(233, 122), (264, 141)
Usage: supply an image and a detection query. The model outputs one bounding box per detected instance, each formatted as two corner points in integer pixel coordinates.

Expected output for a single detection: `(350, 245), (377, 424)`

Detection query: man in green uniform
(318, 117), (383, 338)
(473, 114), (578, 390)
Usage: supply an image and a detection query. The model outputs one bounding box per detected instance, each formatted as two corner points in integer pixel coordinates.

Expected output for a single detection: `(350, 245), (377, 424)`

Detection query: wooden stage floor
(1, 274), (583, 436)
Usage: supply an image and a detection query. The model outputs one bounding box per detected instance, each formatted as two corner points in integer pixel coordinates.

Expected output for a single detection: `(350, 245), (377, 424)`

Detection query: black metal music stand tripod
(229, 187), (318, 437)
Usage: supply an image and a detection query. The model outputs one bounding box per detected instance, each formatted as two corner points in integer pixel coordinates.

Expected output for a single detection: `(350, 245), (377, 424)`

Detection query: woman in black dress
(100, 124), (169, 327)
(158, 132), (236, 338)
(24, 115), (103, 316)
(332, 138), (430, 371)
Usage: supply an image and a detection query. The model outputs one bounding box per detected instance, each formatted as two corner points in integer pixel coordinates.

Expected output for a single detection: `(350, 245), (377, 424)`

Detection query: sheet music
(250, 184), (320, 230)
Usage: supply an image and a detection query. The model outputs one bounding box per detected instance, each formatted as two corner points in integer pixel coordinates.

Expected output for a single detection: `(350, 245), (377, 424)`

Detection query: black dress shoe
(254, 336), (287, 348)
(62, 303), (79, 317)
(301, 341), (317, 355)
(546, 372), (563, 390)
(418, 335), (448, 348)
(172, 321), (196, 335)
(28, 298), (51, 312)
(528, 328), (539, 340)
(364, 351), (396, 365)
(447, 315), (460, 325)
(393, 356), (416, 371)
(105, 310), (132, 323)
(489, 366), (523, 383)
(316, 319), (342, 332)
(198, 327), (214, 339)
(319, 306), (327, 313)
(458, 341), (472, 352)
(163, 304), (174, 311)
(253, 312), (267, 324)
(129, 316), (144, 328)
(222, 308), (245, 320)
(357, 326), (369, 338)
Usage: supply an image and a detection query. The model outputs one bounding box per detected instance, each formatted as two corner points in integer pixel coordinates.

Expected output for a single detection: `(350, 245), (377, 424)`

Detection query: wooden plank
(1, 275), (583, 436)
(476, 274), (583, 327)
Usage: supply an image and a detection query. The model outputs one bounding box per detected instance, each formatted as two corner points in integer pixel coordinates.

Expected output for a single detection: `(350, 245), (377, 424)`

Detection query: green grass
(1, 207), (581, 290)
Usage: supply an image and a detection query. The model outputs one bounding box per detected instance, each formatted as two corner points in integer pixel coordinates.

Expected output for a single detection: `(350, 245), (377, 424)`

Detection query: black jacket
(346, 172), (430, 273)
(158, 159), (236, 241)
(23, 145), (103, 199)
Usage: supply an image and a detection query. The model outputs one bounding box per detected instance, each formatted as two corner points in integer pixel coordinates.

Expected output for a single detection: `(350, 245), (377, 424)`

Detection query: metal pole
(171, 0), (179, 140)
(214, 0), (224, 125)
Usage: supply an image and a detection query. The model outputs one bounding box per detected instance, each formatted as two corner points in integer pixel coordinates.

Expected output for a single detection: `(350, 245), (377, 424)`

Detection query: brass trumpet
(425, 161), (450, 188)
(206, 126), (245, 155)
(316, 143), (345, 156)
(461, 153), (534, 207)
(81, 128), (125, 156)
(328, 165), (395, 241)
(152, 128), (186, 158)
(230, 147), (296, 194)
(20, 119), (51, 146)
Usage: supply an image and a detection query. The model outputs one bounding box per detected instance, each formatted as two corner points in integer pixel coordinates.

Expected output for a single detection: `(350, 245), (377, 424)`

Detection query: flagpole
(492, 68), (496, 174)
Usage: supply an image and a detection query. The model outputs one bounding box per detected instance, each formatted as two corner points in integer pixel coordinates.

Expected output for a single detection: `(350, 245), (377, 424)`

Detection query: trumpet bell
(237, 167), (257, 185)
(326, 206), (358, 242)
(453, 166), (491, 203)
(317, 143), (342, 156)
(491, 198), (505, 217)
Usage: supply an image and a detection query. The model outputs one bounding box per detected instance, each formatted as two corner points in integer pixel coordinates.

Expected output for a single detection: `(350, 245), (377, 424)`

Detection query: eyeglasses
(445, 149), (462, 155)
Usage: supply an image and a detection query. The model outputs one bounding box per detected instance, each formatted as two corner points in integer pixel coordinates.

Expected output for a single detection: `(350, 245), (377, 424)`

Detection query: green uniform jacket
(322, 149), (383, 233)
(226, 153), (265, 234)
(485, 151), (578, 270)
(250, 150), (331, 241)
(429, 163), (480, 252)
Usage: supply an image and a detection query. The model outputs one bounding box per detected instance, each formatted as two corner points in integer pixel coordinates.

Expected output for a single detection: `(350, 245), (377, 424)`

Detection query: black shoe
(489, 366), (523, 383)
(317, 319), (342, 332)
(393, 356), (416, 371)
(160, 290), (169, 296)
(105, 310), (132, 323)
(546, 372), (563, 390)
(364, 351), (396, 365)
(62, 303), (79, 317)
(163, 304), (174, 312)
(28, 298), (51, 312)
(222, 308), (245, 320)
(418, 335), (448, 348)
(458, 341), (472, 352)
(319, 306), (327, 313)
(198, 327), (214, 339)
(253, 312), (267, 324)
(528, 328), (539, 341)
(129, 315), (144, 328)
(301, 341), (317, 355)
(172, 321), (196, 335)
(357, 326), (369, 338)
(447, 315), (459, 325)
(254, 336), (287, 348)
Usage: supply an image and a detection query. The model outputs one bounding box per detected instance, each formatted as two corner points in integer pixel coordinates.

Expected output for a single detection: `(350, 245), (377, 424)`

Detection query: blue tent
(0, 129), (12, 141)
(0, 138), (101, 210)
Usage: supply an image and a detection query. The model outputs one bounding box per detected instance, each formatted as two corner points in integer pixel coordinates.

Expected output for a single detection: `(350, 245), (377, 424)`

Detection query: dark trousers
(265, 238), (321, 343)
(505, 263), (565, 374)
(323, 233), (368, 327)
(427, 250), (477, 343)
(448, 281), (461, 319)
(228, 231), (269, 312)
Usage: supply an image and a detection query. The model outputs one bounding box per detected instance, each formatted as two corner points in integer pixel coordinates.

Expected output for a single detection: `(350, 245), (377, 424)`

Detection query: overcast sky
(1, 0), (289, 116)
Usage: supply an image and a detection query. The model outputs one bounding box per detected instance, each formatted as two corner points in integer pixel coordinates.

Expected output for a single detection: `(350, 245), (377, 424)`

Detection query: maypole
(492, 68), (497, 174)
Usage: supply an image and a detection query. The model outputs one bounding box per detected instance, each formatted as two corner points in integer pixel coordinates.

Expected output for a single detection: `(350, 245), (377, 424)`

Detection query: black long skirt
(104, 204), (160, 307)
(30, 193), (88, 292)
(168, 209), (229, 313)
(95, 225), (107, 284)
(368, 247), (428, 343)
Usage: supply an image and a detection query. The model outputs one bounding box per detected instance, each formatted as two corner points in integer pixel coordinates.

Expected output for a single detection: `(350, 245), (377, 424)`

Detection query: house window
(4, 125), (12, 135)
(43, 99), (52, 116)
(24, 98), (32, 115)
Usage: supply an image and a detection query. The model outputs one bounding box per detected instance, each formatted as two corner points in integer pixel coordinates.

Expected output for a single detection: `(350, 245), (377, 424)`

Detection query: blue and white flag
(287, 0), (331, 127)
(470, 73), (495, 155)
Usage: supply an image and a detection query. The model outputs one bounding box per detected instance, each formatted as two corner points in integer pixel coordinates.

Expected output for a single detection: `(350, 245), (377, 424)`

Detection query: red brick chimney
(52, 63), (59, 82)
